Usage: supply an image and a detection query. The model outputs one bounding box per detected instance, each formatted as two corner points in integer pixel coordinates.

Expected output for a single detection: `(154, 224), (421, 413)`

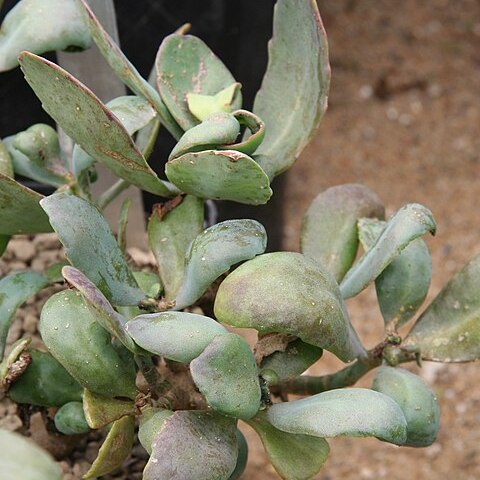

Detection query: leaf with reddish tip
(148, 195), (204, 301)
(404, 254), (480, 362)
(0, 271), (48, 357)
(246, 412), (329, 480)
(138, 407), (174, 455)
(301, 184), (385, 283)
(214, 252), (365, 363)
(340, 203), (436, 299)
(18, 52), (178, 196)
(83, 389), (136, 429)
(41, 193), (143, 306)
(143, 411), (237, 480)
(174, 219), (267, 310)
(76, 0), (182, 139)
(0, 174), (52, 235)
(191, 333), (261, 420)
(0, 0), (91, 72)
(61, 266), (138, 351)
(83, 415), (135, 479)
(166, 150), (272, 205)
(253, 0), (330, 179)
(156, 34), (242, 131)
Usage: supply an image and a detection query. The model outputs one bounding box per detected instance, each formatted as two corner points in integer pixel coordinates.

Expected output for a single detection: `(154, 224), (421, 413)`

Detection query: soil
(1, 0), (480, 479)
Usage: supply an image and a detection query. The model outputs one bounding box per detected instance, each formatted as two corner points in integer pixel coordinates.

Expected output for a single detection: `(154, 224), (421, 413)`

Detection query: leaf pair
(126, 312), (261, 420)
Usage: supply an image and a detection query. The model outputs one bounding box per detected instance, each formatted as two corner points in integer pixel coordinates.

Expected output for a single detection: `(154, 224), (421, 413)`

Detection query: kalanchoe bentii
(0, 0), (477, 478)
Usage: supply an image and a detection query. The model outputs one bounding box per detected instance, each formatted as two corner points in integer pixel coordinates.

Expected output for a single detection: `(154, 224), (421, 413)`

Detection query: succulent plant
(0, 0), (479, 479)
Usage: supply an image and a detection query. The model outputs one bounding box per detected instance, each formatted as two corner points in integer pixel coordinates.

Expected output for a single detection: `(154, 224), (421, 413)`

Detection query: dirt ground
(1, 0), (480, 479)
(243, 0), (480, 478)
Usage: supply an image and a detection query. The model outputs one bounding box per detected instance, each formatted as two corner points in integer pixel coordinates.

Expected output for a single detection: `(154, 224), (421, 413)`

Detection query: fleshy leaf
(301, 184), (384, 283)
(214, 252), (366, 362)
(54, 401), (90, 435)
(166, 149), (272, 205)
(0, 174), (52, 235)
(72, 95), (158, 176)
(18, 52), (178, 196)
(0, 429), (62, 479)
(174, 219), (267, 310)
(0, 139), (14, 177)
(138, 407), (174, 455)
(0, 0), (91, 71)
(143, 411), (237, 480)
(340, 204), (436, 299)
(76, 0), (182, 139)
(229, 430), (248, 480)
(187, 83), (241, 121)
(132, 271), (162, 299)
(227, 110), (266, 155)
(0, 271), (48, 357)
(372, 366), (439, 447)
(41, 193), (143, 306)
(260, 339), (323, 383)
(39, 290), (137, 399)
(83, 415), (135, 479)
(191, 333), (261, 420)
(267, 388), (407, 445)
(358, 218), (432, 329)
(252, 0), (330, 179)
(169, 112), (240, 160)
(83, 389), (136, 429)
(246, 412), (329, 480)
(148, 195), (204, 301)
(404, 254), (480, 362)
(8, 350), (82, 407)
(62, 266), (138, 351)
(156, 34), (242, 131)
(125, 312), (227, 362)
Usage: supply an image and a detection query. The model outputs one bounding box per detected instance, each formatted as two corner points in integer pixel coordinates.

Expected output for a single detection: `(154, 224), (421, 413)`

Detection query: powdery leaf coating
(9, 350), (82, 407)
(301, 184), (384, 283)
(358, 218), (432, 330)
(246, 412), (329, 480)
(214, 252), (365, 363)
(253, 0), (330, 179)
(190, 333), (261, 420)
(143, 411), (238, 480)
(18, 52), (177, 196)
(0, 173), (52, 235)
(340, 203), (436, 299)
(83, 415), (135, 479)
(404, 254), (480, 362)
(166, 149), (272, 206)
(169, 112), (240, 160)
(0, 429), (62, 479)
(372, 367), (439, 447)
(40, 290), (137, 399)
(174, 219), (267, 310)
(138, 407), (174, 455)
(148, 195), (204, 301)
(267, 388), (407, 445)
(0, 0), (91, 71)
(260, 339), (323, 383)
(41, 193), (143, 306)
(0, 271), (48, 357)
(156, 34), (242, 131)
(125, 311), (227, 363)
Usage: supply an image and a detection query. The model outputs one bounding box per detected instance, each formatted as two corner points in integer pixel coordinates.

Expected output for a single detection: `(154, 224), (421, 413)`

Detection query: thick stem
(135, 355), (169, 396)
(276, 344), (415, 396)
(97, 179), (130, 210)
